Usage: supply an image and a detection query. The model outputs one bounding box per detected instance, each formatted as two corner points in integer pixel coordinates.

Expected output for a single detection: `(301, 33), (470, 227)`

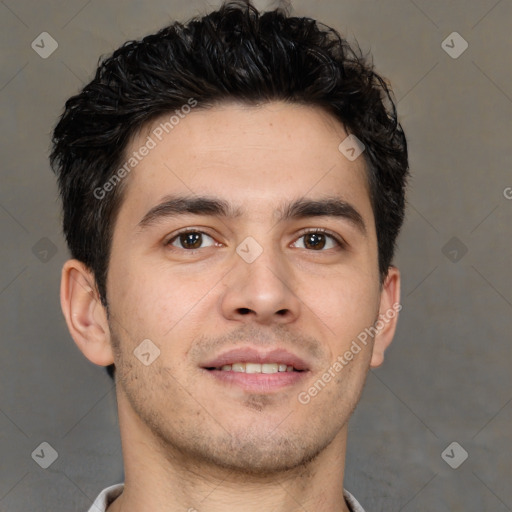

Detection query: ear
(60, 259), (114, 367)
(370, 266), (401, 368)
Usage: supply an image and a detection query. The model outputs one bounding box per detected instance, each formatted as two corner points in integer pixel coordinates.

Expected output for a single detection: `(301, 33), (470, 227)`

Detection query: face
(105, 101), (387, 475)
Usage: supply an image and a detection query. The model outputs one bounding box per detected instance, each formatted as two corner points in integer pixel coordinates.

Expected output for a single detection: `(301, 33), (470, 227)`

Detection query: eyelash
(165, 228), (345, 252)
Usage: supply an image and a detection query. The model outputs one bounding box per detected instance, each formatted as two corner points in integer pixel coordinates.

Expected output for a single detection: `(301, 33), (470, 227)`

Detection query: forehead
(118, 101), (373, 226)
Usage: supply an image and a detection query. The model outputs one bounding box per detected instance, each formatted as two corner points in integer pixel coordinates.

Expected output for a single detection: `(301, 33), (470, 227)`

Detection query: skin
(60, 101), (400, 512)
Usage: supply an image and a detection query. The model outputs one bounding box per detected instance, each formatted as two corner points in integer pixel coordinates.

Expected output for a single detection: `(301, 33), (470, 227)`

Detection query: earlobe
(370, 266), (401, 368)
(60, 259), (114, 367)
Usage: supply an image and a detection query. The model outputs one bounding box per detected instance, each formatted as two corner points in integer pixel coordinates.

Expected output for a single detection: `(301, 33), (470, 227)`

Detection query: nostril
(238, 308), (251, 315)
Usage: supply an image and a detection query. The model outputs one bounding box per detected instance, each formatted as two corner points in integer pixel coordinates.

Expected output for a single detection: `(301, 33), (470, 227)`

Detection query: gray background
(1, 0), (510, 510)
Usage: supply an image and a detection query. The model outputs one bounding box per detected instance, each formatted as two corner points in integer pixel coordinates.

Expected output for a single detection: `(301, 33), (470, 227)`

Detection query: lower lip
(203, 369), (309, 393)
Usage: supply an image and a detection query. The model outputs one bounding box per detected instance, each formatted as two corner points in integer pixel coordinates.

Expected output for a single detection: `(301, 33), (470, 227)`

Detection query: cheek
(307, 270), (380, 347)
(108, 258), (220, 343)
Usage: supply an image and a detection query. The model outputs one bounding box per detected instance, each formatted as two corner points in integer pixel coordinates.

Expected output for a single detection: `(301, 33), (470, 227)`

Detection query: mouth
(200, 348), (310, 393)
(200, 347), (310, 372)
(204, 362), (304, 373)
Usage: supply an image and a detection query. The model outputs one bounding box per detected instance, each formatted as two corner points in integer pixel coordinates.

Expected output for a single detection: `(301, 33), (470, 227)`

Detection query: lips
(200, 347), (310, 372)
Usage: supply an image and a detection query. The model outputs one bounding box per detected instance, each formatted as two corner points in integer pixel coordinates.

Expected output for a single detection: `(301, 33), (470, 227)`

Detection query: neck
(108, 389), (351, 512)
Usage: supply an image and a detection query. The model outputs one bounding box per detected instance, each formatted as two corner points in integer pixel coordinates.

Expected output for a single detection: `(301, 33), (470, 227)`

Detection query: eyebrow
(138, 194), (367, 234)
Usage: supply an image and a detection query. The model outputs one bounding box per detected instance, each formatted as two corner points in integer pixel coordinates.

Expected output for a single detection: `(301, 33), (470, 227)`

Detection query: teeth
(246, 363), (262, 373)
(216, 362), (297, 373)
(262, 363), (278, 374)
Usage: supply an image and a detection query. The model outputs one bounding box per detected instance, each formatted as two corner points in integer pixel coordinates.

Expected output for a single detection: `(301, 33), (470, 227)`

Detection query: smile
(207, 362), (302, 373)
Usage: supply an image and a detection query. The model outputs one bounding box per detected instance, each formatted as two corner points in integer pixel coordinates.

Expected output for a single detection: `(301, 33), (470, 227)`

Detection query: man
(50, 1), (408, 510)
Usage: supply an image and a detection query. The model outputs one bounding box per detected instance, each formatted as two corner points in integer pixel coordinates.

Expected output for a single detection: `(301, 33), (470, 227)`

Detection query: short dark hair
(51, 0), (408, 379)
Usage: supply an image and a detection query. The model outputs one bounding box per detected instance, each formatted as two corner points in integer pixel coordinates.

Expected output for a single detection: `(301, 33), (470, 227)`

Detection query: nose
(220, 240), (301, 325)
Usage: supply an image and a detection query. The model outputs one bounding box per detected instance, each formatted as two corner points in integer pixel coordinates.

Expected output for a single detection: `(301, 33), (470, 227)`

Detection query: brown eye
(167, 231), (215, 250)
(303, 232), (327, 250)
(292, 230), (342, 251)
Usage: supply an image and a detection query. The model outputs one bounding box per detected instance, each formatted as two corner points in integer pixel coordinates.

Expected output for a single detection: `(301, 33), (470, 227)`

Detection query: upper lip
(201, 347), (310, 371)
